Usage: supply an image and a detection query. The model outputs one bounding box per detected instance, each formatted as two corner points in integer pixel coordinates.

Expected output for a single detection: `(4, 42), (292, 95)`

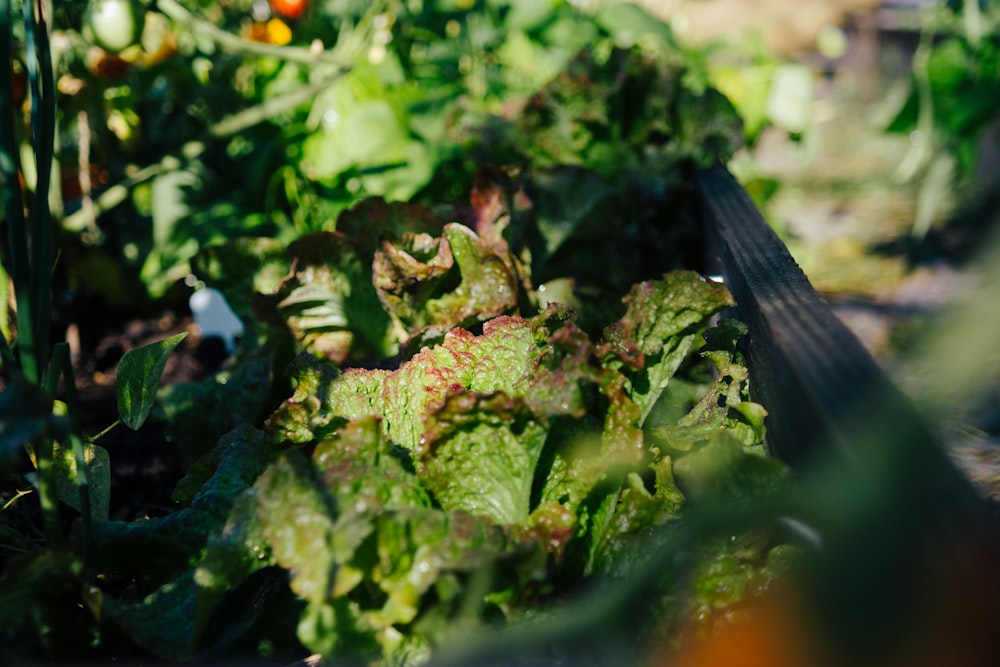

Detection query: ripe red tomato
(270, 0), (308, 20)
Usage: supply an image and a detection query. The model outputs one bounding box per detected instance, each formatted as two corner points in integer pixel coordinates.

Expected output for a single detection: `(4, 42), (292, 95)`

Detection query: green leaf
(193, 491), (273, 630)
(671, 432), (788, 503)
(267, 316), (538, 450)
(275, 232), (397, 363)
(647, 319), (767, 455)
(155, 345), (276, 465)
(594, 2), (676, 48)
(416, 392), (548, 525)
(0, 375), (56, 464)
(600, 272), (735, 423)
(926, 38), (971, 92)
(51, 440), (110, 523)
(313, 415), (431, 513)
(91, 426), (274, 581)
(373, 223), (519, 344)
(103, 571), (199, 662)
(116, 332), (188, 430)
(0, 552), (92, 661)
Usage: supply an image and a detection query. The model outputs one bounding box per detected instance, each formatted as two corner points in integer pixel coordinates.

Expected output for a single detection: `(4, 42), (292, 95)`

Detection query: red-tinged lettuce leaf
(252, 446), (542, 659)
(267, 316), (537, 449)
(600, 271), (735, 424)
(524, 303), (643, 465)
(265, 352), (345, 445)
(253, 451), (340, 606)
(335, 198), (447, 258)
(274, 232), (397, 364)
(466, 166), (535, 305)
(313, 415), (431, 513)
(371, 229), (455, 334)
(374, 223), (519, 346)
(415, 392), (549, 525)
(368, 508), (532, 627)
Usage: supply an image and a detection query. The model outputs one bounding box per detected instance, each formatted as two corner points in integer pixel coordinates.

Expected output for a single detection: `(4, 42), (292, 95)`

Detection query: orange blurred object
(649, 588), (821, 667)
(246, 18), (293, 46)
(270, 0), (308, 20)
(649, 532), (1000, 667)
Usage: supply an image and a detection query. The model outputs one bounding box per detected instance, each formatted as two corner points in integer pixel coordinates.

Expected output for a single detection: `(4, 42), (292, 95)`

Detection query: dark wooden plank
(696, 165), (984, 512)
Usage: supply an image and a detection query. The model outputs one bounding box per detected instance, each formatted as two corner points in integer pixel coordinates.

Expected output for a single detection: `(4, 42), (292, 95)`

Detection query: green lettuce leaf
(313, 415), (431, 513)
(648, 318), (767, 454)
(600, 271), (735, 424)
(416, 392), (548, 525)
(274, 232), (397, 363)
(90, 426), (274, 582)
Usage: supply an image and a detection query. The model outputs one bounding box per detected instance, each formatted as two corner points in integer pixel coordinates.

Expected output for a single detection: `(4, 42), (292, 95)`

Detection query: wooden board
(696, 166), (985, 514)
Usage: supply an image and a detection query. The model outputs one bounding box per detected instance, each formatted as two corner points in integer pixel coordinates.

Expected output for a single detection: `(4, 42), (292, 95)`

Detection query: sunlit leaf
(51, 441), (111, 523)
(116, 332), (188, 430)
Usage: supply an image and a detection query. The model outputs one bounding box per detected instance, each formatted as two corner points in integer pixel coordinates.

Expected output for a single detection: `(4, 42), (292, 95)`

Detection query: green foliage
(18, 0), (744, 304)
(886, 1), (1000, 236)
(248, 272), (767, 661)
(1, 3), (793, 665)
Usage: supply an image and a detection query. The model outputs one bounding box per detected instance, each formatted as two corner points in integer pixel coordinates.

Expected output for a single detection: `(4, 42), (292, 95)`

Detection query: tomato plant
(83, 0), (144, 54)
(270, 0), (308, 21)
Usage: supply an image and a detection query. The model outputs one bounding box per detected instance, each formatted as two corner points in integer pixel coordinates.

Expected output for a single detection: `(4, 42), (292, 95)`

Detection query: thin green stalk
(0, 0), (38, 383)
(963, 0), (984, 49)
(31, 433), (63, 550)
(24, 0), (56, 382)
(89, 419), (121, 443)
(1, 487), (34, 512)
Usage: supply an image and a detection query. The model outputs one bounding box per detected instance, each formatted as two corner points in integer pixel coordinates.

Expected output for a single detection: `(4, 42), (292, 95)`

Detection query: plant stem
(24, 0), (56, 382)
(89, 419), (121, 444)
(1, 486), (35, 512)
(0, 0), (38, 383)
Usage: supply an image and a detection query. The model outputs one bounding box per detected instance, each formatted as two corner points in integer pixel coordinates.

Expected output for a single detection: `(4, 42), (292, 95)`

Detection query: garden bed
(3, 2), (999, 666)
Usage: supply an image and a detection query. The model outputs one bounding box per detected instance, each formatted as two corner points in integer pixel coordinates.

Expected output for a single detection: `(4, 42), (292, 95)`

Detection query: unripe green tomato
(84, 0), (144, 54)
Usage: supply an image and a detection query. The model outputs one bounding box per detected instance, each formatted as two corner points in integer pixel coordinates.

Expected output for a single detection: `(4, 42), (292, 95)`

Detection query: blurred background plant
(0, 0), (740, 318)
